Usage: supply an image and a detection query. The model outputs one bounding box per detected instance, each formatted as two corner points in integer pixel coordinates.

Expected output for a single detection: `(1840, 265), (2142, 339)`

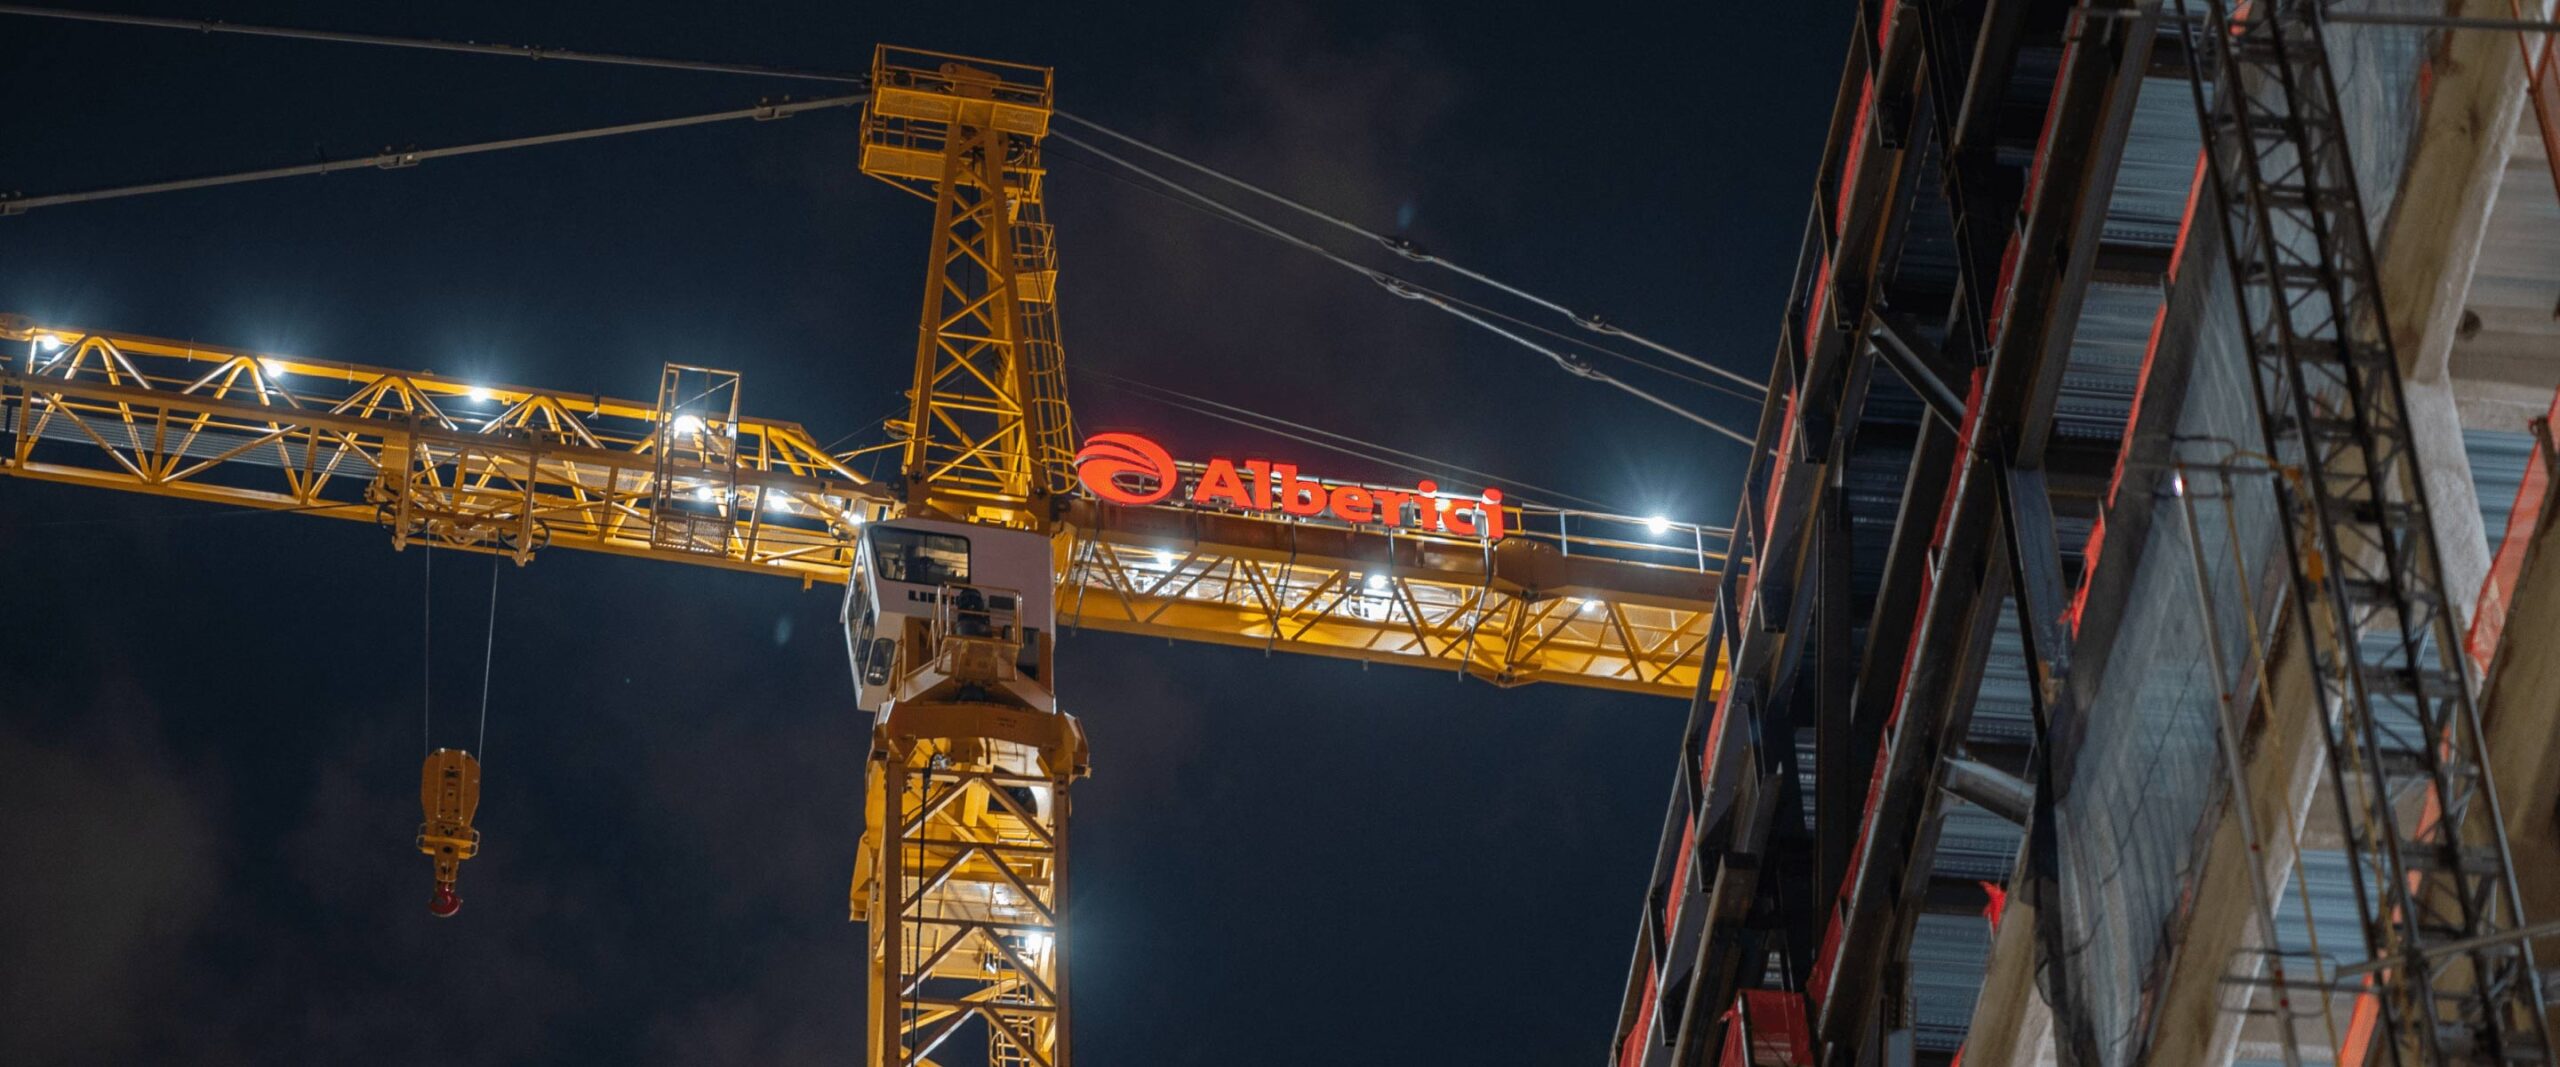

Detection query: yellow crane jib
(417, 748), (483, 918)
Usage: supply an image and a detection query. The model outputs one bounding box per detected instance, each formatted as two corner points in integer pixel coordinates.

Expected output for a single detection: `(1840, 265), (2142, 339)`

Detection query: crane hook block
(416, 748), (483, 919)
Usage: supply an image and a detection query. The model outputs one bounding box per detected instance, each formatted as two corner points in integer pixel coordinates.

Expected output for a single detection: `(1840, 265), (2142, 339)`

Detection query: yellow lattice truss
(862, 46), (1076, 527)
(0, 320), (1721, 696)
(0, 321), (879, 571)
(1060, 503), (1722, 696)
(855, 705), (1083, 1067)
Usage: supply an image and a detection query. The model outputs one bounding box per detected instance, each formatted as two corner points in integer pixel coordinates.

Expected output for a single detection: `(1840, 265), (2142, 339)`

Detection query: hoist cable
(477, 551), (501, 760)
(1051, 111), (1765, 396)
(1078, 367), (1618, 513)
(1048, 129), (1758, 448)
(1046, 149), (1760, 407)
(0, 5), (869, 84)
(421, 542), (434, 758)
(0, 93), (867, 214)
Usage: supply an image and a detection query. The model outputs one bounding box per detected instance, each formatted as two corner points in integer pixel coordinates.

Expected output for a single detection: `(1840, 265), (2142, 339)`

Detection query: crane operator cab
(840, 517), (1057, 715)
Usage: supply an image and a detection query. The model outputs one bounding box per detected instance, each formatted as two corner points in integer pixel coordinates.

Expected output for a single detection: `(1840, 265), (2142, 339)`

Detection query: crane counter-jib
(0, 318), (1725, 698)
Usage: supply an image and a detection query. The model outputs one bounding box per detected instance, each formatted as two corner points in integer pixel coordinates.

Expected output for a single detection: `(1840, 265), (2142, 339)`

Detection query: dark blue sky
(0, 2), (1849, 1063)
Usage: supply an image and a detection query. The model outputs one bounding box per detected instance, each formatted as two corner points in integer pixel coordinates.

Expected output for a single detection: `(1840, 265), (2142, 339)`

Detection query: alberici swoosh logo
(1075, 432), (1178, 506)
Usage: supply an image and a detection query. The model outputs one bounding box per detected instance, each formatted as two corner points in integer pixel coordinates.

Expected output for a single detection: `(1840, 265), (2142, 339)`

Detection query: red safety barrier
(2069, 151), (2210, 638)
(1665, 811), (1699, 943)
(2520, 2), (2560, 205)
(2468, 394), (2560, 675)
(1620, 967), (1659, 1067)
(1806, 252), (1831, 361)
(1765, 386), (1801, 548)
(1717, 990), (1816, 1067)
(1839, 75), (1876, 229)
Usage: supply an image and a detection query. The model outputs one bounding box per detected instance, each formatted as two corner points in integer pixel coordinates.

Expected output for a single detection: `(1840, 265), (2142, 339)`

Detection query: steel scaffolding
(2180, 1), (2554, 1062)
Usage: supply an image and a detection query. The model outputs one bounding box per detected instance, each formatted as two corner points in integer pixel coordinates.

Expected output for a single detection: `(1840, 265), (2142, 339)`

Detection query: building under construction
(1609, 3), (2560, 1066)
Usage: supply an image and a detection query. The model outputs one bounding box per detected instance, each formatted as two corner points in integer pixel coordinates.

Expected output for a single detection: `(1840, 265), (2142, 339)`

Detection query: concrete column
(2125, 631), (2329, 1067)
(2476, 490), (2560, 1038)
(2409, 375), (2494, 627)
(2371, 0), (2545, 629)
(2378, 0), (2542, 387)
(1956, 905), (2055, 1067)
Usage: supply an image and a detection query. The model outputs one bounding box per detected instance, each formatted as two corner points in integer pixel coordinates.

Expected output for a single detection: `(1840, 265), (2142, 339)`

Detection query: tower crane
(1, 44), (1724, 1067)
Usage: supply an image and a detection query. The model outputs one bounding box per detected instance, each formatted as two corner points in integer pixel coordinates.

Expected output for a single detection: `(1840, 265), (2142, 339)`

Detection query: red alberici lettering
(1072, 433), (1507, 541)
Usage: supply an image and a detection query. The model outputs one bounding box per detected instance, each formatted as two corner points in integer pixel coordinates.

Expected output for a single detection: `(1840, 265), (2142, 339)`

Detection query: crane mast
(850, 47), (1080, 1067)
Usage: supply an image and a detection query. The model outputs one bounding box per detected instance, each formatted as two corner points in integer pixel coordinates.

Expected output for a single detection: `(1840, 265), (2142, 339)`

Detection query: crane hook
(417, 748), (483, 918)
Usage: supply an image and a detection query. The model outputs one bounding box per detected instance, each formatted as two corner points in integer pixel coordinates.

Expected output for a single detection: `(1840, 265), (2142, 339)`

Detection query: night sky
(0, 3), (1849, 1063)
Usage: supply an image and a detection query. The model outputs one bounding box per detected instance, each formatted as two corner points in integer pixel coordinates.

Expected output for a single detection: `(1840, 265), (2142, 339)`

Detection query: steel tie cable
(1399, 285), (1758, 447)
(477, 550), (500, 759)
(1048, 129), (1757, 448)
(2, 5), (1761, 445)
(1043, 149), (1758, 406)
(1, 5), (1763, 482)
(0, 6), (871, 83)
(2, 94), (868, 214)
(4, 4), (1769, 400)
(1076, 367), (1625, 512)
(1052, 110), (1764, 395)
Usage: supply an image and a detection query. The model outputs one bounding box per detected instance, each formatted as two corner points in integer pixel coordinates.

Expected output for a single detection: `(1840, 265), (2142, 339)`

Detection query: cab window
(871, 527), (971, 586)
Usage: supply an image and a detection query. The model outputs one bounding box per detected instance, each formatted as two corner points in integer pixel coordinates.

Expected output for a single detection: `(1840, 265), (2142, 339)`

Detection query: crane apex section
(861, 46), (1054, 200)
(861, 46), (1076, 527)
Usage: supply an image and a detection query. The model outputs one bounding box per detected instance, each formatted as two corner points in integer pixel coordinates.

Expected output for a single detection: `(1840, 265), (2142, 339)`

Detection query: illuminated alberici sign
(1074, 432), (1508, 541)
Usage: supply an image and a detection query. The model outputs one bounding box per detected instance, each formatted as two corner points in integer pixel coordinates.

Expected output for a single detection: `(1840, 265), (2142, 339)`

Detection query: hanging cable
(1051, 111), (1764, 396)
(1, 93), (866, 214)
(1048, 129), (1758, 448)
(0, 6), (870, 83)
(477, 551), (501, 760)
(421, 541), (434, 758)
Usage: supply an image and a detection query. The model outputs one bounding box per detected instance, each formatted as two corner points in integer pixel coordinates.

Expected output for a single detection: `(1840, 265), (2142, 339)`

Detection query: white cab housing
(841, 517), (1056, 715)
